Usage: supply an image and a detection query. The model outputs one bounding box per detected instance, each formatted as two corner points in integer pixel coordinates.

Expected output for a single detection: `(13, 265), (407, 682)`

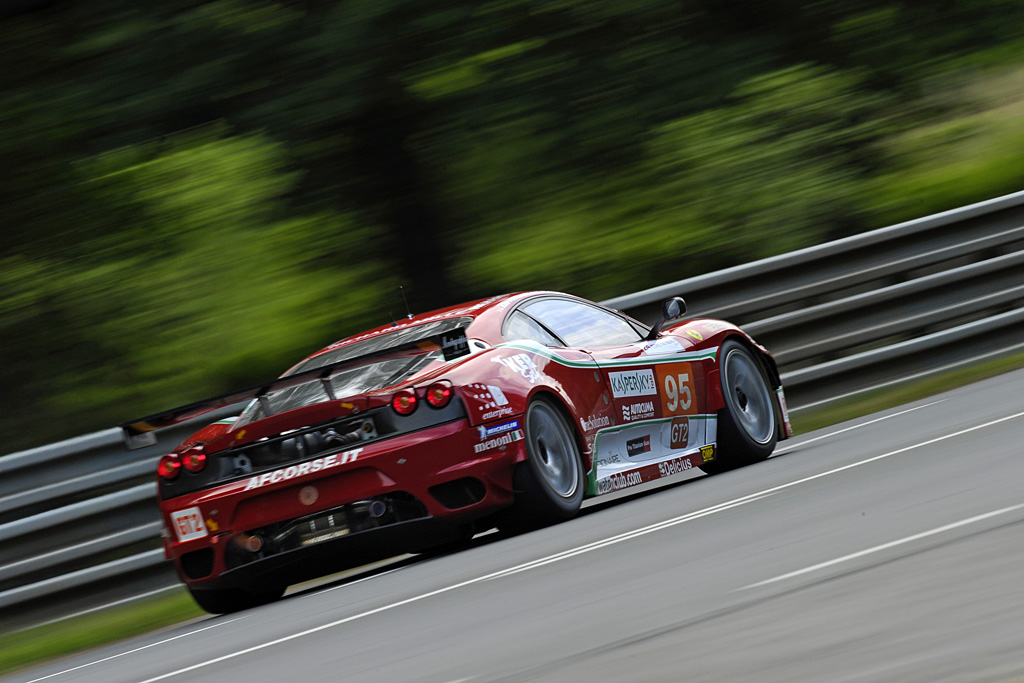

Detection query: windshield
(234, 318), (471, 426)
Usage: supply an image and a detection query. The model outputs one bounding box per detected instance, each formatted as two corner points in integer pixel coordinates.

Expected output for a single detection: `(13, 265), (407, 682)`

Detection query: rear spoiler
(120, 325), (471, 450)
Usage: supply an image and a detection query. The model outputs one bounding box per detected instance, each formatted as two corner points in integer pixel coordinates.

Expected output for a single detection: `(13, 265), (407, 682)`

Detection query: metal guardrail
(3, 189), (1024, 631)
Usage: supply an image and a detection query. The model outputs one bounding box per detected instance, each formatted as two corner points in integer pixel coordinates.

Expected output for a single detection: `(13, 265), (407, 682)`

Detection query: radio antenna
(399, 285), (414, 319)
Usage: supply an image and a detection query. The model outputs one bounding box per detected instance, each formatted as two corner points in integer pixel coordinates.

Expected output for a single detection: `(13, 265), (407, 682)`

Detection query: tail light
(157, 454), (181, 480)
(425, 381), (453, 408)
(391, 388), (418, 415)
(181, 446), (207, 473)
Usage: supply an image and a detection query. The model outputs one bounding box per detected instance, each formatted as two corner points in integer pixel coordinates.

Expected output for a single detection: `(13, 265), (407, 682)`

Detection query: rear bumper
(160, 418), (524, 589)
(216, 517), (469, 589)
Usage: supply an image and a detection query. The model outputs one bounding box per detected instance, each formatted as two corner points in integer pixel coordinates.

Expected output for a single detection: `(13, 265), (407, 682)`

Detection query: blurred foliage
(1, 0), (1024, 450)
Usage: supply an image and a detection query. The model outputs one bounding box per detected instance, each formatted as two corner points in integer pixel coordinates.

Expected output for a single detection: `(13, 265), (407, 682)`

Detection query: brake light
(425, 381), (452, 408)
(181, 446), (207, 473)
(157, 454), (181, 480)
(391, 388), (418, 415)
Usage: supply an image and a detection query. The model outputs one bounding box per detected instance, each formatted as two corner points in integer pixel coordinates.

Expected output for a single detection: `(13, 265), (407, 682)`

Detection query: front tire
(701, 340), (778, 474)
(498, 398), (584, 533)
(188, 584), (285, 614)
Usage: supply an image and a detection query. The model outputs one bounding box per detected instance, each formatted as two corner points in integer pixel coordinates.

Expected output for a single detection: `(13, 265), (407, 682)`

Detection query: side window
(522, 298), (643, 347)
(503, 311), (563, 347)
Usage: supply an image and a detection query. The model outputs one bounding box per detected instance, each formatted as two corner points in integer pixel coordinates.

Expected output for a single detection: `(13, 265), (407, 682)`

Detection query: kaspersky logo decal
(243, 448), (362, 490)
(608, 369), (657, 398)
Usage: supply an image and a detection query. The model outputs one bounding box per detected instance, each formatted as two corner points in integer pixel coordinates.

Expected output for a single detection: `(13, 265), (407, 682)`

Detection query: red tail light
(425, 381), (453, 408)
(391, 388), (418, 415)
(181, 446), (207, 473)
(157, 454), (181, 480)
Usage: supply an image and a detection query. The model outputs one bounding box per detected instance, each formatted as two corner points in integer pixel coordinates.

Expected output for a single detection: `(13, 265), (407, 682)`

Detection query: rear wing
(120, 324), (471, 450)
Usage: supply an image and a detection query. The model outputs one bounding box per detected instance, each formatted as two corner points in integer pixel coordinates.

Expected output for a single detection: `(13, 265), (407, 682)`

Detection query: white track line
(123, 408), (1024, 682)
(23, 618), (242, 683)
(740, 503), (1024, 590)
(774, 399), (947, 456)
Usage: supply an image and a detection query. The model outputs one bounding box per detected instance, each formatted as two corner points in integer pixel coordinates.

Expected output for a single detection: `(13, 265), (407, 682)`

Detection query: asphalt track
(10, 369), (1024, 683)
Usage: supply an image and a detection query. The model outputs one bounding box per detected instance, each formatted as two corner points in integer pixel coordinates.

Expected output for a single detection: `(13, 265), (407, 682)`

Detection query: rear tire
(497, 398), (584, 533)
(188, 584), (285, 614)
(701, 340), (778, 474)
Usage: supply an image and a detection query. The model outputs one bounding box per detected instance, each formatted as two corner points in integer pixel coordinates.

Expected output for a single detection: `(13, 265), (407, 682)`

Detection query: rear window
(235, 317), (471, 425)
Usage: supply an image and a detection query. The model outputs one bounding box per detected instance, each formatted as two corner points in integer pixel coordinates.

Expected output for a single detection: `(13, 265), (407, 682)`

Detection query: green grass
(0, 590), (203, 677)
(791, 351), (1024, 435)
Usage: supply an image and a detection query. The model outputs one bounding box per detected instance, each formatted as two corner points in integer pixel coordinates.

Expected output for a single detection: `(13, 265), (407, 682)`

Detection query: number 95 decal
(656, 362), (697, 416)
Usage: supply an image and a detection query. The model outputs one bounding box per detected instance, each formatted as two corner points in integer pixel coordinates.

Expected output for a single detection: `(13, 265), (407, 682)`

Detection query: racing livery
(122, 291), (791, 613)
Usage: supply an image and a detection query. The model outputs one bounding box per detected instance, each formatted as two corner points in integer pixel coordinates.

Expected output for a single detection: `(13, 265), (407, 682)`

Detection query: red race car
(123, 291), (792, 613)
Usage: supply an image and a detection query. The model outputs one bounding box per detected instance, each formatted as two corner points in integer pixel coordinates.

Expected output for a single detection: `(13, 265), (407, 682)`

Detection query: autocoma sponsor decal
(473, 429), (524, 453)
(621, 400), (656, 422)
(580, 414), (610, 432)
(597, 470), (643, 493)
(609, 369), (657, 398)
(243, 448), (363, 491)
(492, 353), (541, 383)
(478, 419), (520, 439)
(626, 435), (652, 457)
(669, 417), (690, 449)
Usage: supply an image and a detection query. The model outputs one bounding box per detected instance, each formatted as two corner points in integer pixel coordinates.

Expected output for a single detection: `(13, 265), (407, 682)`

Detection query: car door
(514, 297), (712, 494)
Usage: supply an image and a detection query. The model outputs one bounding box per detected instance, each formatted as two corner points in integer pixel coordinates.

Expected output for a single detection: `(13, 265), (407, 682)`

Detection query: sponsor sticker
(700, 444), (715, 463)
(655, 362), (697, 417)
(657, 455), (693, 477)
(468, 383), (513, 419)
(669, 417), (690, 449)
(596, 454), (622, 467)
(621, 400), (656, 422)
(440, 330), (470, 360)
(242, 448), (363, 491)
(492, 353), (541, 383)
(597, 470), (644, 494)
(777, 387), (793, 436)
(640, 337), (685, 355)
(478, 419), (520, 439)
(170, 507), (208, 542)
(580, 414), (611, 432)
(626, 435), (652, 457)
(608, 369), (658, 398)
(473, 429), (524, 453)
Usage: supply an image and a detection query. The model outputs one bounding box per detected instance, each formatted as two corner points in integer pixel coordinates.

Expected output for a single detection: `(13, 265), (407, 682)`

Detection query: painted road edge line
(739, 503), (1024, 590)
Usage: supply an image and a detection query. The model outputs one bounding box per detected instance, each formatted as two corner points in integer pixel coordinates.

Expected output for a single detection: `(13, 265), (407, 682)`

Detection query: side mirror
(645, 297), (687, 340)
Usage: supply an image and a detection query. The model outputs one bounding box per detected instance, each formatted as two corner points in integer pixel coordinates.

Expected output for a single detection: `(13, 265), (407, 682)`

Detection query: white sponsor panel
(170, 507), (208, 542)
(608, 369), (657, 398)
(243, 448), (363, 491)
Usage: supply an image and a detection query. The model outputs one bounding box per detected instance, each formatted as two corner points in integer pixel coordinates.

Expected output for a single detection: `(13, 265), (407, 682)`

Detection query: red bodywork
(145, 291), (791, 592)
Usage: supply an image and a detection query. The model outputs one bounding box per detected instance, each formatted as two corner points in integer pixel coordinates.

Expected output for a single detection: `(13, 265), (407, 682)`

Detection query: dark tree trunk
(351, 89), (458, 313)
